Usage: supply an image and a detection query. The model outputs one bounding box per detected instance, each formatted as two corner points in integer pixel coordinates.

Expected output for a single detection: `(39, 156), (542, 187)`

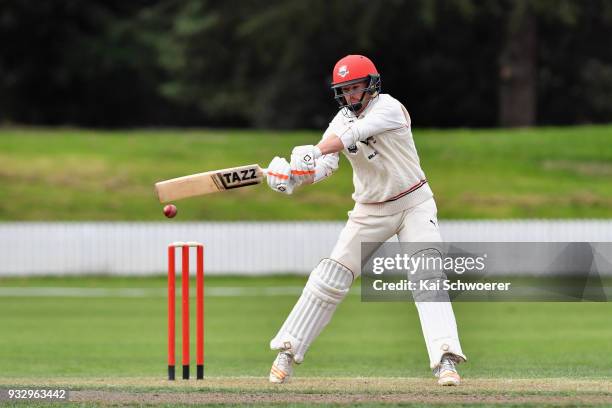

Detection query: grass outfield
(0, 276), (611, 406)
(1, 126), (611, 221)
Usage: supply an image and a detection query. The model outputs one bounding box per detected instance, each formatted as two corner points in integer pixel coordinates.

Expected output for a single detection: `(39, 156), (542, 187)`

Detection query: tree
(498, 0), (537, 127)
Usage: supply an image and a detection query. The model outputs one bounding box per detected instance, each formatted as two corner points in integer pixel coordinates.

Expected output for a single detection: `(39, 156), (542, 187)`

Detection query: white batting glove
(290, 145), (321, 185)
(266, 156), (295, 194)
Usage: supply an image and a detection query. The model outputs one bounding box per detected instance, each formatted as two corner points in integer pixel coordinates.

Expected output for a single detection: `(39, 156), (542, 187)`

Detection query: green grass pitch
(0, 275), (610, 406)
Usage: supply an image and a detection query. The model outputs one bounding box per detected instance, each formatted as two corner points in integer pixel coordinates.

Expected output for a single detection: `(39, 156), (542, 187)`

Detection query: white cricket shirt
(317, 94), (434, 216)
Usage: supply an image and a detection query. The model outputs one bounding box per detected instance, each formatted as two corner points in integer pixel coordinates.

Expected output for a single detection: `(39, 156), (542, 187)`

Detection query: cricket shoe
(433, 353), (461, 386)
(269, 351), (294, 384)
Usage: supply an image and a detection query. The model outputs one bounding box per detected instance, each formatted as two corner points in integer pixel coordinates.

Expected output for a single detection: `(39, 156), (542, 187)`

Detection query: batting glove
(290, 145), (321, 185)
(266, 156), (296, 195)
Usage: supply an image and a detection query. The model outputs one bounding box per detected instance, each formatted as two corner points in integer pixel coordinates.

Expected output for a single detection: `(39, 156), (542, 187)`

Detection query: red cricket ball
(163, 204), (177, 218)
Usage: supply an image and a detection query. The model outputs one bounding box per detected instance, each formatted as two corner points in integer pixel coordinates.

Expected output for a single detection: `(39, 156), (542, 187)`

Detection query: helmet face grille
(332, 74), (381, 114)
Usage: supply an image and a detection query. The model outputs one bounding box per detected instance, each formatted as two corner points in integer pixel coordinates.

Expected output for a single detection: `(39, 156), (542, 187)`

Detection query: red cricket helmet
(331, 55), (381, 113)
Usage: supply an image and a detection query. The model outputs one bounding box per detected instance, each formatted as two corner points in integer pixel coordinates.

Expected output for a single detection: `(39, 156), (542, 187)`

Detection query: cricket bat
(155, 164), (268, 203)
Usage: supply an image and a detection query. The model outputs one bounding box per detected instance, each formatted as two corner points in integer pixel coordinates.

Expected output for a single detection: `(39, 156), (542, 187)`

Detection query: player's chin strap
(270, 258), (354, 363)
(345, 89), (373, 114)
(349, 101), (363, 112)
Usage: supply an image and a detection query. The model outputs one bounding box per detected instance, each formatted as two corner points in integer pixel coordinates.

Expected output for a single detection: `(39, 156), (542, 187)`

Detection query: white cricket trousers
(271, 197), (466, 368)
(331, 197), (466, 367)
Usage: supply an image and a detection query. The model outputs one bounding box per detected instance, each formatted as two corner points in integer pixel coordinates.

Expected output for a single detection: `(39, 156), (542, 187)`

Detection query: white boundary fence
(0, 221), (611, 276)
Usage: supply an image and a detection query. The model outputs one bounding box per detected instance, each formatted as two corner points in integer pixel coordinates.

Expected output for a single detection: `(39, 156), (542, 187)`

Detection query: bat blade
(155, 164), (265, 203)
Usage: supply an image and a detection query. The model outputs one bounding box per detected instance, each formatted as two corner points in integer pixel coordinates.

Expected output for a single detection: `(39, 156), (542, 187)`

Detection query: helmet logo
(338, 65), (349, 78)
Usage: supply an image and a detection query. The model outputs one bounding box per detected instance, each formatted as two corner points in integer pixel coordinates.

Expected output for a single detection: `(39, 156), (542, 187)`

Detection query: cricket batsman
(266, 55), (467, 386)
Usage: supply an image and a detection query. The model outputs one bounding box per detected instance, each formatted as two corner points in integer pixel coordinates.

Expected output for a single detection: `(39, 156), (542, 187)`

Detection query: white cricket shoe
(269, 351), (294, 384)
(433, 353), (461, 386)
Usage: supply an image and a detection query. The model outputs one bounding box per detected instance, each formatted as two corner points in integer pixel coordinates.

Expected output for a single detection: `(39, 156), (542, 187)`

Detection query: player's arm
(265, 149), (338, 194)
(290, 100), (407, 179)
(289, 134), (340, 186)
(332, 99), (407, 150)
(287, 115), (345, 186)
(312, 150), (339, 183)
(269, 143), (339, 194)
(317, 136), (344, 155)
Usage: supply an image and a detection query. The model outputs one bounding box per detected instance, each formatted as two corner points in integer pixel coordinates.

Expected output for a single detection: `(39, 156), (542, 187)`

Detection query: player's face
(341, 80), (371, 114)
(341, 81), (368, 103)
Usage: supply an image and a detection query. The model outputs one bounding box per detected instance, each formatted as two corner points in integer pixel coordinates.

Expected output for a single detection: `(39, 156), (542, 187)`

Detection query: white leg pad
(270, 258), (353, 363)
(415, 301), (467, 369)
